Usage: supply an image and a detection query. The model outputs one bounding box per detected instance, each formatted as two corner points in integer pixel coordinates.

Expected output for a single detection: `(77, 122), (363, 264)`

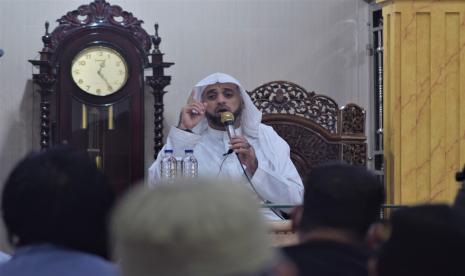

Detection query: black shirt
(282, 240), (371, 276)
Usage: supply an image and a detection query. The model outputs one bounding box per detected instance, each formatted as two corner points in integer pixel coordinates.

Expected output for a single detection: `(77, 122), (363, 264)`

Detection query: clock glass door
(70, 98), (131, 193)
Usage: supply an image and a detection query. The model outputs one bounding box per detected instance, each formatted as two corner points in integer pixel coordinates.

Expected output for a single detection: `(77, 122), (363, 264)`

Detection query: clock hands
(96, 59), (113, 93)
(97, 70), (113, 92)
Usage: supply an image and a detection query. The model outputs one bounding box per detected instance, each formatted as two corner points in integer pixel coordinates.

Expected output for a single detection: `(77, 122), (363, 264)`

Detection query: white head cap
(191, 73), (262, 138)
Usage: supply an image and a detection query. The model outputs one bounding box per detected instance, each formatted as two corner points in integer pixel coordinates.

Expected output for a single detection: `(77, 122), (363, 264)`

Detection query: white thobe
(148, 124), (304, 220)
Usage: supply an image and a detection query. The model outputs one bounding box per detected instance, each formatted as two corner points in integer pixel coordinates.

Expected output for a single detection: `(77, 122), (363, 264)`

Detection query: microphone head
(220, 112), (235, 125)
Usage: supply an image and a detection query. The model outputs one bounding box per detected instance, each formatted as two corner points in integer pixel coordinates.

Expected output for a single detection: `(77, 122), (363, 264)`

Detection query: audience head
(372, 204), (465, 276)
(453, 165), (465, 211)
(111, 178), (284, 276)
(298, 162), (385, 240)
(1, 147), (115, 258)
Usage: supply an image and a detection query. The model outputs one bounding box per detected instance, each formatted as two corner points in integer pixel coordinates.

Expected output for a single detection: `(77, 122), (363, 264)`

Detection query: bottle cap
(185, 149), (193, 153)
(164, 149), (173, 153)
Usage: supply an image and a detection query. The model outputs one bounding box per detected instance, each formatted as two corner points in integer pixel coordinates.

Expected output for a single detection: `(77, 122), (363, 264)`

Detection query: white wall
(0, 0), (371, 251)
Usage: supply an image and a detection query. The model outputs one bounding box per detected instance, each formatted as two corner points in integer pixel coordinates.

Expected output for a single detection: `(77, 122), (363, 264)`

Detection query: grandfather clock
(29, 0), (173, 193)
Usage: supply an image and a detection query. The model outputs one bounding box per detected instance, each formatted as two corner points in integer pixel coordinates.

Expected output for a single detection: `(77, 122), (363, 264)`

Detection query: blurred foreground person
(111, 179), (297, 276)
(370, 204), (465, 276)
(0, 251), (10, 263)
(283, 163), (385, 276)
(0, 147), (118, 276)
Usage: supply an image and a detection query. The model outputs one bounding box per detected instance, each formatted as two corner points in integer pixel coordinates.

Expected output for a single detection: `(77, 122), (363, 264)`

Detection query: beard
(205, 105), (243, 130)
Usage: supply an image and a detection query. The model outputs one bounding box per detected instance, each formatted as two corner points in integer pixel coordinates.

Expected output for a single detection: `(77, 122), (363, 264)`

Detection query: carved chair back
(248, 81), (367, 179)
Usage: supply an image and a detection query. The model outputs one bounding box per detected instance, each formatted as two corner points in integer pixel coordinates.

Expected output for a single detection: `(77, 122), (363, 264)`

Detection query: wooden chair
(248, 81), (367, 179)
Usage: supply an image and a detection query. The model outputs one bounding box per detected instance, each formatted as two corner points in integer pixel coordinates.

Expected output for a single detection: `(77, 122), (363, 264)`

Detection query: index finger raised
(187, 89), (197, 104)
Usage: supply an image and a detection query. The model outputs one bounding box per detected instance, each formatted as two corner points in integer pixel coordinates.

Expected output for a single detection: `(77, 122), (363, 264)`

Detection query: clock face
(71, 46), (128, 96)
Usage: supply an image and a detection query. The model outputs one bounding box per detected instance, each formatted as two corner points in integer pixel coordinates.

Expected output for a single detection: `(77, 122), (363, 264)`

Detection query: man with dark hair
(0, 147), (118, 276)
(283, 163), (385, 276)
(370, 204), (465, 276)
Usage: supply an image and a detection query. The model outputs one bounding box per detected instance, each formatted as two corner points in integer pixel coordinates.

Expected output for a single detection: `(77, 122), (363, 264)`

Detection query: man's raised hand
(178, 90), (207, 130)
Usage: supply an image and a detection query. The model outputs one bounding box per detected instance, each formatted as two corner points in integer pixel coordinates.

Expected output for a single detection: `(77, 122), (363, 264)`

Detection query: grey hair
(111, 178), (274, 276)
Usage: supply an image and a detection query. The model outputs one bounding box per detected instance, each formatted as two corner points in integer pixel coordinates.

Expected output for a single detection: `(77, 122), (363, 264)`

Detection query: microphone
(221, 112), (235, 156)
(220, 111), (236, 140)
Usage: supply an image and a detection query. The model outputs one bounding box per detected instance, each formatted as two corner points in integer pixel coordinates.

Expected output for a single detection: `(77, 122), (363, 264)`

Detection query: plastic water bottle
(160, 149), (177, 180)
(182, 149), (198, 178)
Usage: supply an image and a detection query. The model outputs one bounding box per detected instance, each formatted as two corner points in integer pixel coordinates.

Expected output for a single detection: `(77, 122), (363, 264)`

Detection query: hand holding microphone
(221, 112), (258, 175)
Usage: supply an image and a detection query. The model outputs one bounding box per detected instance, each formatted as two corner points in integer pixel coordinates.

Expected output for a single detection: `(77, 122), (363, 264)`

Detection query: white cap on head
(191, 73), (262, 138)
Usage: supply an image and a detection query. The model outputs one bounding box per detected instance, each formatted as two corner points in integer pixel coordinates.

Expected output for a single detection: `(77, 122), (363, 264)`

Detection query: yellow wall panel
(461, 13), (465, 169)
(384, 13), (394, 203)
(400, 5), (417, 204)
(445, 13), (460, 202)
(391, 12), (403, 204)
(430, 10), (447, 203)
(393, 12), (403, 203)
(379, 0), (465, 204)
(415, 13), (431, 202)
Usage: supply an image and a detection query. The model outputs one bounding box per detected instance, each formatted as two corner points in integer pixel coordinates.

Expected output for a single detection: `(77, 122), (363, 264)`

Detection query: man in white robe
(148, 73), (303, 219)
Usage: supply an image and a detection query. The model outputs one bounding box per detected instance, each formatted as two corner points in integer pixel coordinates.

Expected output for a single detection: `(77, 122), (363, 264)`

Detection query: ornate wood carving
(145, 24), (174, 159)
(249, 81), (338, 133)
(249, 81), (367, 177)
(29, 22), (56, 149)
(341, 103), (366, 136)
(34, 74), (56, 149)
(342, 143), (367, 166)
(271, 123), (340, 178)
(50, 0), (152, 55)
